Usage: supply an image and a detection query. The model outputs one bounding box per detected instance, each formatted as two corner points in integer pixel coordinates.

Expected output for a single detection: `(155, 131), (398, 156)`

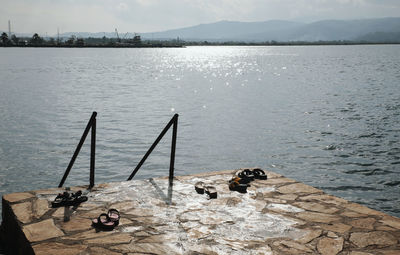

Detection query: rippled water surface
(0, 45), (399, 217)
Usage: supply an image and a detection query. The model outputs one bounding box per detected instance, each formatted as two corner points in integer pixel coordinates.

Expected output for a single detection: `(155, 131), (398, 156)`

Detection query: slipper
(195, 181), (205, 194)
(92, 213), (117, 231)
(252, 168), (267, 180)
(229, 177), (248, 193)
(108, 209), (120, 226)
(205, 186), (217, 199)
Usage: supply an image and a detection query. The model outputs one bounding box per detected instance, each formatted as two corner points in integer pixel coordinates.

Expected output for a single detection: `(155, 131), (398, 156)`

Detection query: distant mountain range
(140, 17), (400, 42)
(4, 17), (400, 42)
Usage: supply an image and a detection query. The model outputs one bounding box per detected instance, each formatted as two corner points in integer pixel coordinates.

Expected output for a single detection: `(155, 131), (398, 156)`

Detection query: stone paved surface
(1, 169), (400, 254)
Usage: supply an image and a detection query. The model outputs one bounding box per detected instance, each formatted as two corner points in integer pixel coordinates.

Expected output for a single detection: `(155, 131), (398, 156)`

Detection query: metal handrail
(58, 111), (97, 188)
(127, 114), (178, 183)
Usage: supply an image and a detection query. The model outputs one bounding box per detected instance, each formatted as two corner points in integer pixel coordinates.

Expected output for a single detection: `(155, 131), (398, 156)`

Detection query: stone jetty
(1, 169), (399, 254)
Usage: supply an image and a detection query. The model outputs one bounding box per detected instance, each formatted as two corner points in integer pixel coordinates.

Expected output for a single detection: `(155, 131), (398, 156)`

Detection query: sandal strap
(108, 209), (120, 217)
(98, 213), (111, 223)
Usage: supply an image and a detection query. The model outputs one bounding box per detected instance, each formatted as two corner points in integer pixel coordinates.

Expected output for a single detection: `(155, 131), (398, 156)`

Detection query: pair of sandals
(236, 168), (267, 181)
(195, 181), (217, 199)
(229, 168), (268, 193)
(51, 190), (88, 208)
(92, 209), (120, 231)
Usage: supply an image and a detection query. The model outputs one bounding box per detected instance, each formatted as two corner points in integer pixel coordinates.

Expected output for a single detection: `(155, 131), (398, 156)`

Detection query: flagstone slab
(22, 219), (64, 242)
(3, 192), (35, 203)
(349, 231), (398, 248)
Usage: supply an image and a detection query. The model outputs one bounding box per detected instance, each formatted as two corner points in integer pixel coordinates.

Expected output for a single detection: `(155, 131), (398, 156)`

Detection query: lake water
(0, 45), (399, 218)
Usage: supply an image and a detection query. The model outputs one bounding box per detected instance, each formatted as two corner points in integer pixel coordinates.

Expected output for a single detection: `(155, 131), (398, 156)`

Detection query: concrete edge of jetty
(1, 168), (399, 254)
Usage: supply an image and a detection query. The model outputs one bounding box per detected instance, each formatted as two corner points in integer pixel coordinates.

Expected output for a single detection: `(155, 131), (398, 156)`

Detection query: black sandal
(51, 190), (88, 208)
(108, 209), (120, 226)
(92, 213), (117, 231)
(235, 169), (254, 183)
(229, 177), (248, 193)
(252, 168), (267, 180)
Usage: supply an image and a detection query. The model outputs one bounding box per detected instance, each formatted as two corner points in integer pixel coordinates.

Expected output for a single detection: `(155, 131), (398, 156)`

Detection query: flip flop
(205, 186), (217, 199)
(195, 181), (205, 194)
(252, 168), (267, 180)
(92, 213), (117, 231)
(108, 209), (120, 226)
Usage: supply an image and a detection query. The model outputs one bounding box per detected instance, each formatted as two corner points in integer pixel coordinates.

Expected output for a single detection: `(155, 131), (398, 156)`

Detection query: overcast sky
(1, 0), (400, 35)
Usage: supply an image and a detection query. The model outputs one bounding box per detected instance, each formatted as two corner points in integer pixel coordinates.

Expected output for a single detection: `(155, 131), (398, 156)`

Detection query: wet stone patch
(1, 169), (399, 254)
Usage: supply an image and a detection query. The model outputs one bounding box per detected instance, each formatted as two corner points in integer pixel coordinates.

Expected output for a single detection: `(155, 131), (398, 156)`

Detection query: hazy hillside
(51, 17), (400, 43)
(142, 17), (400, 42)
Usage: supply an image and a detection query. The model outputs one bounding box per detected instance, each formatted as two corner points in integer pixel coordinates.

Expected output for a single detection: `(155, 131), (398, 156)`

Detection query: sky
(1, 0), (400, 35)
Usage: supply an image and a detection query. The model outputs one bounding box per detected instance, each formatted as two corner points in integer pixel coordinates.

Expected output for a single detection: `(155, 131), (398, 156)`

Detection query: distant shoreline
(1, 42), (399, 48)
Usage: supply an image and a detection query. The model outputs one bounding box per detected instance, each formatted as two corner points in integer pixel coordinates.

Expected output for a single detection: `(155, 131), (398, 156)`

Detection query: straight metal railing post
(127, 114), (178, 181)
(58, 111), (97, 188)
(89, 115), (96, 188)
(169, 114), (178, 183)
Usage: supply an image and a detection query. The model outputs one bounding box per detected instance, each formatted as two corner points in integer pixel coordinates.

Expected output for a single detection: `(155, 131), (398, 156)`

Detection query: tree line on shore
(1, 32), (399, 47)
(0, 32), (182, 47)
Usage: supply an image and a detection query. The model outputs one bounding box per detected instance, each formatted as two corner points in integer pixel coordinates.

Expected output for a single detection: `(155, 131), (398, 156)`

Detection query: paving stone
(11, 201), (32, 224)
(380, 216), (400, 230)
(88, 247), (121, 255)
(299, 194), (348, 206)
(317, 237), (344, 255)
(346, 203), (386, 216)
(273, 240), (314, 253)
(349, 231), (398, 248)
(84, 233), (133, 244)
(376, 225), (397, 231)
(52, 207), (65, 217)
(348, 252), (375, 255)
(33, 198), (49, 219)
(62, 229), (114, 240)
(296, 229), (322, 244)
(111, 242), (180, 254)
(275, 194), (298, 201)
(327, 231), (339, 238)
(277, 183), (321, 194)
(319, 222), (352, 233)
(295, 211), (341, 223)
(258, 177), (296, 185)
(23, 219), (64, 242)
(341, 210), (367, 218)
(293, 202), (340, 214)
(3, 192), (35, 203)
(59, 217), (93, 232)
(32, 242), (87, 255)
(379, 251), (400, 255)
(349, 218), (376, 230)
